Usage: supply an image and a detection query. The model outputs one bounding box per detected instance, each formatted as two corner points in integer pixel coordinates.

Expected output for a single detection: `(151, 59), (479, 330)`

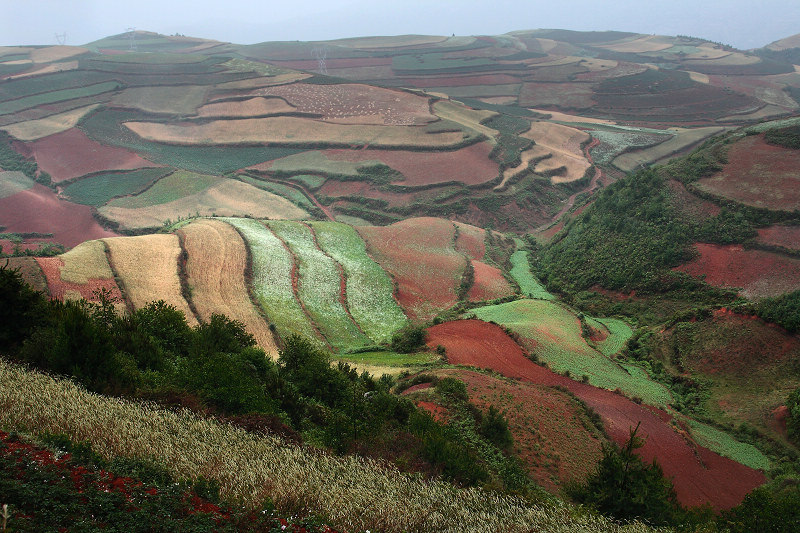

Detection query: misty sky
(2, 0), (798, 50)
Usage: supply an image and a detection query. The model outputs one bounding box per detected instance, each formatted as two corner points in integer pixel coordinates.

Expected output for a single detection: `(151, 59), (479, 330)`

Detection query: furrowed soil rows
(179, 219), (278, 354)
(756, 225), (800, 250)
(521, 122), (591, 183)
(26, 128), (155, 182)
(356, 217), (465, 321)
(103, 234), (197, 326)
(35, 240), (122, 306)
(223, 218), (322, 346)
(472, 300), (672, 407)
(310, 221), (408, 343)
(696, 134), (800, 212)
(426, 366), (605, 491)
(268, 221), (371, 351)
(453, 222), (485, 259)
(675, 243), (800, 298)
(124, 117), (468, 148)
(0, 184), (117, 247)
(437, 320), (766, 510)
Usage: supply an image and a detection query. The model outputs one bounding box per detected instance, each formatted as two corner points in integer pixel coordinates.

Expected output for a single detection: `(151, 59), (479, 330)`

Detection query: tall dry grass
(0, 359), (657, 533)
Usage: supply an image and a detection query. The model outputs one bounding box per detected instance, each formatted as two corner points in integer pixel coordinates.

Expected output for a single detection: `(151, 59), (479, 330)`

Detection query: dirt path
(536, 137), (603, 232)
(270, 178), (336, 222)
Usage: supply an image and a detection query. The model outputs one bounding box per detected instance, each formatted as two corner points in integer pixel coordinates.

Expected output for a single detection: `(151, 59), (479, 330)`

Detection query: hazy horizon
(1, 0), (799, 50)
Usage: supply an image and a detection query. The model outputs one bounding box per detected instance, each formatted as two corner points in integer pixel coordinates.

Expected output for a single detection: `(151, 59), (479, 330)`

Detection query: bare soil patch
(756, 225), (800, 250)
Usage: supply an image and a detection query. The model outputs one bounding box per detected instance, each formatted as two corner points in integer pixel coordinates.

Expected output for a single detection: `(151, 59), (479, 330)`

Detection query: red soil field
(756, 225), (800, 250)
(356, 217), (464, 321)
(395, 74), (522, 88)
(24, 128), (155, 182)
(697, 134), (800, 212)
(675, 243), (800, 298)
(467, 260), (514, 302)
(431, 368), (605, 491)
(0, 185), (117, 247)
(317, 180), (416, 209)
(667, 179), (720, 222)
(415, 401), (448, 423)
(323, 142), (499, 187)
(35, 257), (121, 302)
(430, 319), (766, 509)
(454, 222), (485, 260)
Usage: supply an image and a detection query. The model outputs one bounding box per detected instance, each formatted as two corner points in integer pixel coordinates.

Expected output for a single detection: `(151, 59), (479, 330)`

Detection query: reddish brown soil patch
(771, 405), (789, 435)
(397, 74), (521, 88)
(667, 179), (720, 222)
(675, 243), (800, 298)
(519, 82), (595, 109)
(757, 225), (800, 251)
(454, 222), (485, 260)
(415, 401), (448, 423)
(357, 218), (463, 321)
(317, 180), (416, 209)
(433, 319), (766, 509)
(697, 134), (800, 212)
(25, 128), (155, 182)
(467, 260), (514, 302)
(3, 256), (47, 292)
(0, 185), (117, 247)
(35, 257), (121, 302)
(323, 143), (498, 187)
(435, 368), (604, 491)
(401, 382), (432, 394)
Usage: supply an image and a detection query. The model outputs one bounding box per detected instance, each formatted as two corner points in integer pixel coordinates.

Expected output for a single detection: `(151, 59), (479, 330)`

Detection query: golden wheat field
(124, 116), (469, 148)
(179, 218), (279, 354)
(0, 360), (656, 533)
(28, 45), (88, 63)
(103, 234), (198, 326)
(0, 104), (99, 140)
(58, 239), (114, 284)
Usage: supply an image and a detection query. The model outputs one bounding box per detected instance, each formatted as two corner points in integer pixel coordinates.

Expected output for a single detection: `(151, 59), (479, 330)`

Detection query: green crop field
(0, 71), (116, 101)
(268, 221), (373, 351)
(266, 150), (382, 177)
(79, 109), (304, 173)
(0, 171), (34, 199)
(310, 221), (408, 343)
(337, 350), (438, 367)
(238, 176), (313, 209)
(592, 317), (634, 357)
(472, 299), (672, 407)
(0, 81), (121, 116)
(286, 174), (327, 189)
(88, 52), (210, 64)
(509, 249), (554, 300)
(683, 417), (771, 471)
(62, 168), (172, 206)
(392, 53), (494, 73)
(222, 218), (321, 345)
(106, 170), (220, 209)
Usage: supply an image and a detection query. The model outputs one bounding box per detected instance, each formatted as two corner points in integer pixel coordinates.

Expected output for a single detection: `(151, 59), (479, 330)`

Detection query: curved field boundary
(0, 170), (34, 199)
(0, 81), (120, 116)
(356, 217), (465, 321)
(111, 85), (210, 115)
(509, 249), (554, 300)
(179, 219), (278, 355)
(0, 104), (99, 141)
(591, 317), (633, 357)
(103, 234), (198, 326)
(472, 300), (672, 407)
(35, 239), (122, 306)
(467, 260), (514, 302)
(268, 221), (371, 351)
(438, 319), (766, 510)
(453, 222), (485, 260)
(310, 221), (408, 343)
(223, 218), (321, 346)
(612, 126), (727, 172)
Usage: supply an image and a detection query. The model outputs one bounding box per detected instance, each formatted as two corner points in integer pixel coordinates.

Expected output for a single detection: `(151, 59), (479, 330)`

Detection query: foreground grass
(0, 359), (656, 533)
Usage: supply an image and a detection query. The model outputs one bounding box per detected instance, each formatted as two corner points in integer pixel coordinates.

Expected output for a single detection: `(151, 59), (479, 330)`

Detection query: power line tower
(54, 32), (67, 46)
(312, 47), (328, 75)
(126, 27), (137, 51)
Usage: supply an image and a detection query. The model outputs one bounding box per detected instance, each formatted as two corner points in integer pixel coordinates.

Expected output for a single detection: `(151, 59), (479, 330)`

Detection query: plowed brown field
(179, 219), (278, 354)
(467, 260), (514, 302)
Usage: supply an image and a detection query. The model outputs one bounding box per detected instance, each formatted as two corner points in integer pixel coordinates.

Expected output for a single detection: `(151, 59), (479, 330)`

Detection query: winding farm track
(429, 319), (767, 510)
(537, 137), (602, 232)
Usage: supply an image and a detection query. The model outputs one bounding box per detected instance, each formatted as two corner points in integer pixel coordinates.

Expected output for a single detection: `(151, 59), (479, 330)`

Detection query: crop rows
(509, 249), (554, 300)
(0, 360), (655, 532)
(592, 317), (633, 357)
(63, 168), (172, 207)
(222, 218), (321, 345)
(267, 221), (371, 351)
(310, 221), (408, 343)
(0, 81), (121, 116)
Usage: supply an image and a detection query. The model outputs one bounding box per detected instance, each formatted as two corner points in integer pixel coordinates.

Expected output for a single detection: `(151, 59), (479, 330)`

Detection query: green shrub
(390, 324), (427, 353)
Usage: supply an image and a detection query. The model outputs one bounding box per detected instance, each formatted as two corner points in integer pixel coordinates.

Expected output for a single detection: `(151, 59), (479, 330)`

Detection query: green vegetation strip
(62, 168), (172, 206)
(0, 82), (121, 116)
(0, 171), (34, 199)
(593, 318), (634, 357)
(684, 418), (771, 471)
(222, 218), (320, 344)
(310, 221), (408, 343)
(510, 249), (554, 300)
(106, 171), (220, 208)
(336, 350), (437, 367)
(472, 299), (672, 407)
(268, 221), (371, 351)
(238, 176), (313, 209)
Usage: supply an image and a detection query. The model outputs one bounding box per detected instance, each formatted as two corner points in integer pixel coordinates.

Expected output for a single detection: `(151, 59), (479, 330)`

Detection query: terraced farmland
(310, 221), (408, 343)
(268, 221), (372, 351)
(179, 219), (278, 354)
(35, 239), (122, 306)
(223, 218), (322, 346)
(471, 299), (672, 407)
(509, 249), (554, 300)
